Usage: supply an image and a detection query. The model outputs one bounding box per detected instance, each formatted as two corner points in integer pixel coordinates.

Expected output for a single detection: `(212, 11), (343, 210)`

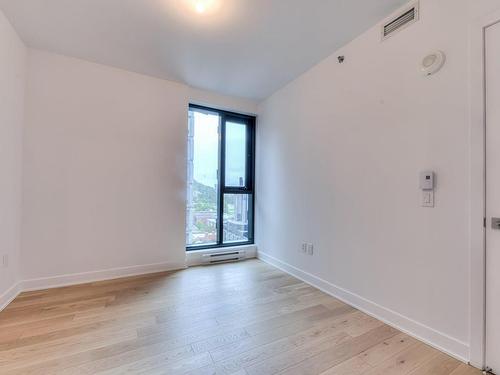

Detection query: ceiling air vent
(382, 2), (419, 41)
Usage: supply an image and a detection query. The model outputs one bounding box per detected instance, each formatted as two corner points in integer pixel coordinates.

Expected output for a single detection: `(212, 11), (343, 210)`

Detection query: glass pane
(186, 109), (220, 247)
(225, 121), (247, 187)
(223, 194), (252, 244)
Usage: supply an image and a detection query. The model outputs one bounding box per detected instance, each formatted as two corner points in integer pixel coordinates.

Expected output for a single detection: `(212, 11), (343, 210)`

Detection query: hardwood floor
(0, 259), (481, 375)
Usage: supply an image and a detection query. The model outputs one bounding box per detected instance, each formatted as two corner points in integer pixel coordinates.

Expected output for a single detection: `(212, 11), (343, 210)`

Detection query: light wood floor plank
(0, 259), (482, 375)
(259, 325), (398, 375)
(318, 333), (417, 375)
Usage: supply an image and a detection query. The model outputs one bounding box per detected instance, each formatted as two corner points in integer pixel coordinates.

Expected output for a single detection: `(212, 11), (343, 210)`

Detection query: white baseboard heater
(202, 250), (246, 264)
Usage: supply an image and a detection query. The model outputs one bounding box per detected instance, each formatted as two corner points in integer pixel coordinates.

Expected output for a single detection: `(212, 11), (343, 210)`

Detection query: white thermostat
(419, 171), (435, 207)
(419, 171), (434, 190)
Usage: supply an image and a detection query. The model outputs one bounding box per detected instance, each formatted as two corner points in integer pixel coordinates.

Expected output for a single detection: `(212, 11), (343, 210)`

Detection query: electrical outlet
(2, 254), (8, 268)
(307, 244), (314, 255)
(301, 243), (307, 253)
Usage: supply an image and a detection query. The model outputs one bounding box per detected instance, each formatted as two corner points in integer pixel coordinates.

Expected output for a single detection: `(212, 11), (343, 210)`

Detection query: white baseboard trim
(21, 261), (187, 292)
(0, 282), (22, 312)
(257, 250), (470, 363)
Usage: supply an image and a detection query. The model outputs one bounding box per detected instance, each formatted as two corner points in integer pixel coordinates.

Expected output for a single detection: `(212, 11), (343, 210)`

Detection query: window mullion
(218, 114), (226, 246)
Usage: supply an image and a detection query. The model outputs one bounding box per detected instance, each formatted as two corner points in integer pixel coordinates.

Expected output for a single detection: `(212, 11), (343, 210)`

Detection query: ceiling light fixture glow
(190, 0), (218, 15)
(195, 3), (205, 13)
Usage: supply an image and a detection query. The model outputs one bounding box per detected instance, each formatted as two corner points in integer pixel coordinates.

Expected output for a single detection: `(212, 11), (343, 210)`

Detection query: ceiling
(0, 0), (408, 100)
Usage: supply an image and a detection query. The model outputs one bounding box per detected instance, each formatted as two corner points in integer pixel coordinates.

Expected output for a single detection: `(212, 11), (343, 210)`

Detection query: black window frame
(186, 104), (256, 251)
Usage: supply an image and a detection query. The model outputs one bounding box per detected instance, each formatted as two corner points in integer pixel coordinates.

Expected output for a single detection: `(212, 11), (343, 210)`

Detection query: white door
(486, 20), (500, 374)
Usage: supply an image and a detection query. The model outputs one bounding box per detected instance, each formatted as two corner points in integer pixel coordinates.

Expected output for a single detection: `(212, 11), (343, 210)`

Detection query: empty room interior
(1, 0), (500, 374)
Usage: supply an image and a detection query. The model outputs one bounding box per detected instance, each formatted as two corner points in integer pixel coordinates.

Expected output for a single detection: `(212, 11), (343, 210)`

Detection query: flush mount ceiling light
(188, 0), (220, 14)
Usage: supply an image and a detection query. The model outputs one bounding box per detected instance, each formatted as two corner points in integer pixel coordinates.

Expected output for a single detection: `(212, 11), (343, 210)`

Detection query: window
(186, 104), (255, 250)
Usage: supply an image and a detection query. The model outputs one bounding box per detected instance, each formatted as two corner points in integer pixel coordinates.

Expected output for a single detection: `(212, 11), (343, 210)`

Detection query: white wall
(256, 0), (500, 362)
(22, 49), (257, 284)
(0, 10), (26, 306)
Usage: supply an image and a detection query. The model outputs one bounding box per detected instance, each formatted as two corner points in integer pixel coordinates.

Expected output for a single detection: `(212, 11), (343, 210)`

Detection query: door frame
(469, 9), (500, 370)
